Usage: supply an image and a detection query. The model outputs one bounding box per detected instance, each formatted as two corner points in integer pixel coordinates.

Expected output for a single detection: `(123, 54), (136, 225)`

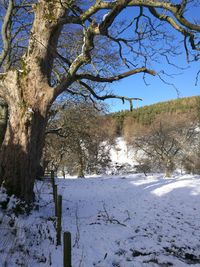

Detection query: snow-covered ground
(110, 137), (136, 166)
(0, 138), (200, 266)
(1, 173), (200, 266)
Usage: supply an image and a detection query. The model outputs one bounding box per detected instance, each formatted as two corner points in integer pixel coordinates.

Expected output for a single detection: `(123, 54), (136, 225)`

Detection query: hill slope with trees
(111, 96), (200, 136)
(109, 96), (200, 176)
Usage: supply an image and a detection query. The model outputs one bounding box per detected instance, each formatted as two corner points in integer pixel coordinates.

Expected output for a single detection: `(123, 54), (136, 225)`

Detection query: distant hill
(111, 96), (200, 135)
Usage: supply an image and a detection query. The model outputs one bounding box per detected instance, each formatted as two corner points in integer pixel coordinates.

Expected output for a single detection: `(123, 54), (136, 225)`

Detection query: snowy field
(1, 173), (200, 266)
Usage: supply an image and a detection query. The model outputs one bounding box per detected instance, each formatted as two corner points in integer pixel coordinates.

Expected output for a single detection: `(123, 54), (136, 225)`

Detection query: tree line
(0, 96), (199, 178)
(44, 96), (200, 178)
(112, 96), (200, 135)
(121, 97), (200, 177)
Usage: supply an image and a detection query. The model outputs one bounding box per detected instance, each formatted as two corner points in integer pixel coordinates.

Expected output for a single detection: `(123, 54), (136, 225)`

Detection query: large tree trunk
(0, 110), (46, 202)
(0, 1), (71, 202)
(0, 70), (53, 202)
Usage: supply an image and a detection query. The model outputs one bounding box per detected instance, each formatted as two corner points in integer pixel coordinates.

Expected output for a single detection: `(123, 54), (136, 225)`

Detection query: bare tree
(0, 0), (199, 201)
(133, 114), (196, 177)
(181, 99), (200, 174)
(44, 101), (113, 177)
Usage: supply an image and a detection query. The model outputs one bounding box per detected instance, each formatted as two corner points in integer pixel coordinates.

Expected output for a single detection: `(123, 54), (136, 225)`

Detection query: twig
(73, 205), (80, 248)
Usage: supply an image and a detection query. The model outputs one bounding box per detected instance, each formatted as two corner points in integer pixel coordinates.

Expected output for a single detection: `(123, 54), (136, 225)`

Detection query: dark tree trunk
(0, 70), (53, 202)
(76, 143), (85, 178)
(0, 106), (48, 202)
(77, 164), (85, 178)
(77, 156), (85, 178)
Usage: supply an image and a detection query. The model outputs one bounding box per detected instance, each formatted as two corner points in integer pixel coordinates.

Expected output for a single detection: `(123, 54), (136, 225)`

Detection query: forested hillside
(111, 96), (200, 136)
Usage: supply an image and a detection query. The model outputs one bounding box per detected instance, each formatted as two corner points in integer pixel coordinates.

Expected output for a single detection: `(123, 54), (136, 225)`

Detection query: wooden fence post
(56, 195), (62, 245)
(51, 170), (57, 202)
(63, 232), (71, 267)
(51, 170), (55, 185)
(55, 185), (58, 217)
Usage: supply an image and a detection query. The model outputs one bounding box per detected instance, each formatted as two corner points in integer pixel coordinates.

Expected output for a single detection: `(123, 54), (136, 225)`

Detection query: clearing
(1, 173), (200, 266)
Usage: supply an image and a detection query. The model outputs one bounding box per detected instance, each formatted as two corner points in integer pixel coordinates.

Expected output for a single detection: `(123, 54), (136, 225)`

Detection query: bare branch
(149, 7), (200, 51)
(76, 67), (156, 83)
(78, 80), (142, 111)
(0, 0), (14, 70)
(195, 70), (200, 86)
(59, 1), (200, 33)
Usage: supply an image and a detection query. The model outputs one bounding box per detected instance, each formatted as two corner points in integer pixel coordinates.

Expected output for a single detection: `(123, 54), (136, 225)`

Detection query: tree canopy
(0, 0), (199, 105)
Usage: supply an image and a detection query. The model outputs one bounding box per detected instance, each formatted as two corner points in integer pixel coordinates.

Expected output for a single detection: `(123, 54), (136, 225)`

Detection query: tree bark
(0, 110), (46, 201)
(77, 147), (85, 178)
(0, 1), (63, 202)
(0, 70), (53, 202)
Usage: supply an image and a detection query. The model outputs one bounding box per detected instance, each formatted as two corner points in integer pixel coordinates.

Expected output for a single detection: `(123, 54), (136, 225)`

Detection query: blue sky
(107, 59), (199, 112)
(105, 4), (200, 112)
(0, 2), (199, 113)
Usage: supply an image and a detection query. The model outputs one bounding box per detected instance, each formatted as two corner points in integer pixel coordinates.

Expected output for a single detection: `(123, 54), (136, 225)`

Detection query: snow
(1, 138), (200, 266)
(110, 137), (136, 165)
(58, 174), (200, 267)
(1, 173), (200, 266)
(27, 107), (34, 114)
(103, 13), (109, 21)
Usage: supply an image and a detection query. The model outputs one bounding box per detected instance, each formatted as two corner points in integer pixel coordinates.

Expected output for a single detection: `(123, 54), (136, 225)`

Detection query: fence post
(55, 185), (58, 217)
(56, 195), (62, 245)
(51, 170), (55, 185)
(63, 232), (71, 267)
(51, 170), (56, 202)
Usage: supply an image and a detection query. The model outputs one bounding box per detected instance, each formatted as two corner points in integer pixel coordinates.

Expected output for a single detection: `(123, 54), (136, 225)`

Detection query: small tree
(44, 101), (113, 177)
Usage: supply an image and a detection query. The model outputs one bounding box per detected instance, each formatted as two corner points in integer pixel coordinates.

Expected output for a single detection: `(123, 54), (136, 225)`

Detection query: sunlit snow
(1, 139), (200, 266)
